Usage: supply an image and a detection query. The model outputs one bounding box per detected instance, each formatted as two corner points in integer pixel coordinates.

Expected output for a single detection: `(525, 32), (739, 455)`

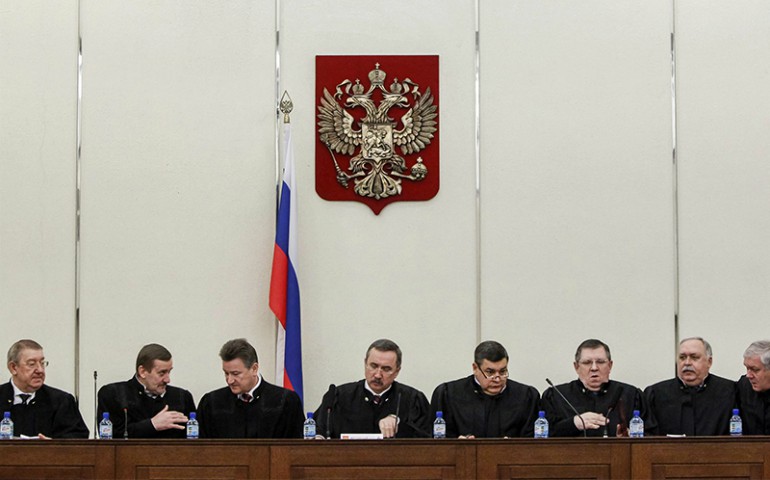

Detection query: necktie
(18, 394), (31, 405)
(241, 393), (252, 403)
(373, 395), (381, 405)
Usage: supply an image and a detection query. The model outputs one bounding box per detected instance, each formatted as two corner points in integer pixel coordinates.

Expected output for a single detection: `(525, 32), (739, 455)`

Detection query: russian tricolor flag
(269, 121), (303, 404)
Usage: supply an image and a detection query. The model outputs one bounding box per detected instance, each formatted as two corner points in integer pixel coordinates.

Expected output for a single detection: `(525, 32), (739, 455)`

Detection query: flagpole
(275, 91), (292, 388)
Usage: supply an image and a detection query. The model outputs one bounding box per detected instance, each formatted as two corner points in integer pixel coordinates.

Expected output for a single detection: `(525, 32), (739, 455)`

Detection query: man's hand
(378, 414), (398, 438)
(151, 405), (187, 431)
(458, 434), (476, 439)
(574, 412), (608, 430)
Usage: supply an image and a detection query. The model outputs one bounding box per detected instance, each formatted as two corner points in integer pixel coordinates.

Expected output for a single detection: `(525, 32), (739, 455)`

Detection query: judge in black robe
(198, 377), (303, 438)
(98, 376), (196, 438)
(644, 374), (736, 436)
(542, 378), (650, 437)
(4, 339), (88, 438)
(0, 382), (89, 438)
(314, 380), (432, 438)
(541, 339), (654, 437)
(737, 375), (770, 435)
(430, 375), (540, 438)
(313, 339), (432, 439)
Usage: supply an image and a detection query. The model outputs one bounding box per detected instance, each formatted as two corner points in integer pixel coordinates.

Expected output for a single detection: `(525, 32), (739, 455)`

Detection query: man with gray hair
(644, 337), (736, 435)
(1, 339), (88, 438)
(738, 340), (770, 435)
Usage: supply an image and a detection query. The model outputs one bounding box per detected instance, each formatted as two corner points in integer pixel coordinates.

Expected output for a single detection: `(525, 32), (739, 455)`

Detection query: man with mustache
(644, 337), (736, 435)
(1, 339), (88, 438)
(98, 343), (195, 438)
(430, 340), (539, 438)
(541, 338), (652, 437)
(737, 340), (770, 434)
(313, 339), (431, 438)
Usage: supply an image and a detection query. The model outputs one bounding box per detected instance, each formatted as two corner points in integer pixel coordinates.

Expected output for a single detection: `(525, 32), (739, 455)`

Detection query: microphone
(546, 378), (587, 438)
(603, 386), (625, 437)
(118, 386), (129, 440)
(392, 392), (402, 438)
(93, 371), (98, 439)
(325, 384), (337, 440)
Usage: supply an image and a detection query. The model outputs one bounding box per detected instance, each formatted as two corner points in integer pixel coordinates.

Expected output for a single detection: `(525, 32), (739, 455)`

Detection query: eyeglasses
(477, 366), (509, 381)
(578, 359), (609, 368)
(21, 360), (49, 370)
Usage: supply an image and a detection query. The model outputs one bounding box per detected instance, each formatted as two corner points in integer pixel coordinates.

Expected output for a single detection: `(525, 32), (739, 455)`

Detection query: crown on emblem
(368, 63), (386, 86)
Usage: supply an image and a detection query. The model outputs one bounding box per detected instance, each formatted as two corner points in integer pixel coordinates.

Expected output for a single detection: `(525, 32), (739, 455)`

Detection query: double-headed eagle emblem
(317, 63), (437, 200)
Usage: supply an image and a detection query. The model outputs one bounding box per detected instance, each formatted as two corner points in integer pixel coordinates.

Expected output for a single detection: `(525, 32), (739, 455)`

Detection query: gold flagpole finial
(280, 91), (293, 124)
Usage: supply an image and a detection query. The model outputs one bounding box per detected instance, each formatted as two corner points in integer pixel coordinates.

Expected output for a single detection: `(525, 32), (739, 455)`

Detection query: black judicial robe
(313, 380), (432, 438)
(97, 376), (196, 438)
(0, 382), (89, 438)
(541, 379), (654, 437)
(737, 375), (770, 435)
(197, 381), (303, 438)
(644, 374), (736, 436)
(430, 375), (540, 438)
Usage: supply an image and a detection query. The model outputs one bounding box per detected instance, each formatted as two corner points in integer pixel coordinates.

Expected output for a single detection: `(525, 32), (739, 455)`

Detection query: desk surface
(0, 437), (767, 479)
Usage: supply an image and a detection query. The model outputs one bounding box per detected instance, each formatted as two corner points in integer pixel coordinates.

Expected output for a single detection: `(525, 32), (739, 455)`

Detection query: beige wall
(2, 0), (768, 434)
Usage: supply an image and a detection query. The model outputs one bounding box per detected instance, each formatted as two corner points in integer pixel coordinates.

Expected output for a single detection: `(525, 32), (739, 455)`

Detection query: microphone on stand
(546, 378), (587, 438)
(123, 408), (129, 440)
(603, 386), (625, 437)
(325, 384), (337, 440)
(93, 371), (98, 439)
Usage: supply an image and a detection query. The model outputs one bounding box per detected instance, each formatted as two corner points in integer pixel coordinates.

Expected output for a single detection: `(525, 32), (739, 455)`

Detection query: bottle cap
(3, 412), (9, 418)
(436, 411), (443, 418)
(538, 410), (546, 417)
(189, 412), (196, 420)
(102, 412), (109, 419)
(306, 412), (313, 419)
(632, 410), (640, 416)
(732, 408), (739, 415)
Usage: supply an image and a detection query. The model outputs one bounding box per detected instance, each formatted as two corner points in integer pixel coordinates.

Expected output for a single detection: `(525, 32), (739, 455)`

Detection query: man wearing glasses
(1, 339), (88, 438)
(430, 340), (540, 438)
(541, 338), (652, 437)
(313, 338), (432, 438)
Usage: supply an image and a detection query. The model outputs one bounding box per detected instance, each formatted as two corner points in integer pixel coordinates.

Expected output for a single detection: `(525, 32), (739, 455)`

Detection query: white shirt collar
(364, 381), (392, 398)
(135, 374), (166, 399)
(10, 379), (36, 405)
(239, 374), (262, 402)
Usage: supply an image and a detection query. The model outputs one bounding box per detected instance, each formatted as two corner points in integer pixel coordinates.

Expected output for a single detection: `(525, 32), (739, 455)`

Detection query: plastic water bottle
(433, 411), (446, 439)
(186, 412), (199, 439)
(99, 412), (113, 439)
(534, 410), (549, 438)
(629, 409), (644, 438)
(730, 408), (742, 436)
(303, 412), (316, 440)
(0, 412), (13, 439)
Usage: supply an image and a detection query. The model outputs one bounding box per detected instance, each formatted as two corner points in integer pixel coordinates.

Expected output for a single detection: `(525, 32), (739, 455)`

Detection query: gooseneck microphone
(325, 384), (337, 440)
(123, 408), (129, 440)
(93, 371), (98, 439)
(546, 378), (587, 438)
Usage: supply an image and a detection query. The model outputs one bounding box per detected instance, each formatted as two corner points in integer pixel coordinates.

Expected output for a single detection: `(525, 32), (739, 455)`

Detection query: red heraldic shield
(316, 55), (439, 215)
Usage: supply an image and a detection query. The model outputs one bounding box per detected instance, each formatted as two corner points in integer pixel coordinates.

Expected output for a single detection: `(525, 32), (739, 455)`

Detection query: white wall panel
(676, 0), (770, 380)
(280, 0), (478, 409)
(77, 0), (277, 429)
(0, 0), (79, 394)
(480, 0), (676, 392)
